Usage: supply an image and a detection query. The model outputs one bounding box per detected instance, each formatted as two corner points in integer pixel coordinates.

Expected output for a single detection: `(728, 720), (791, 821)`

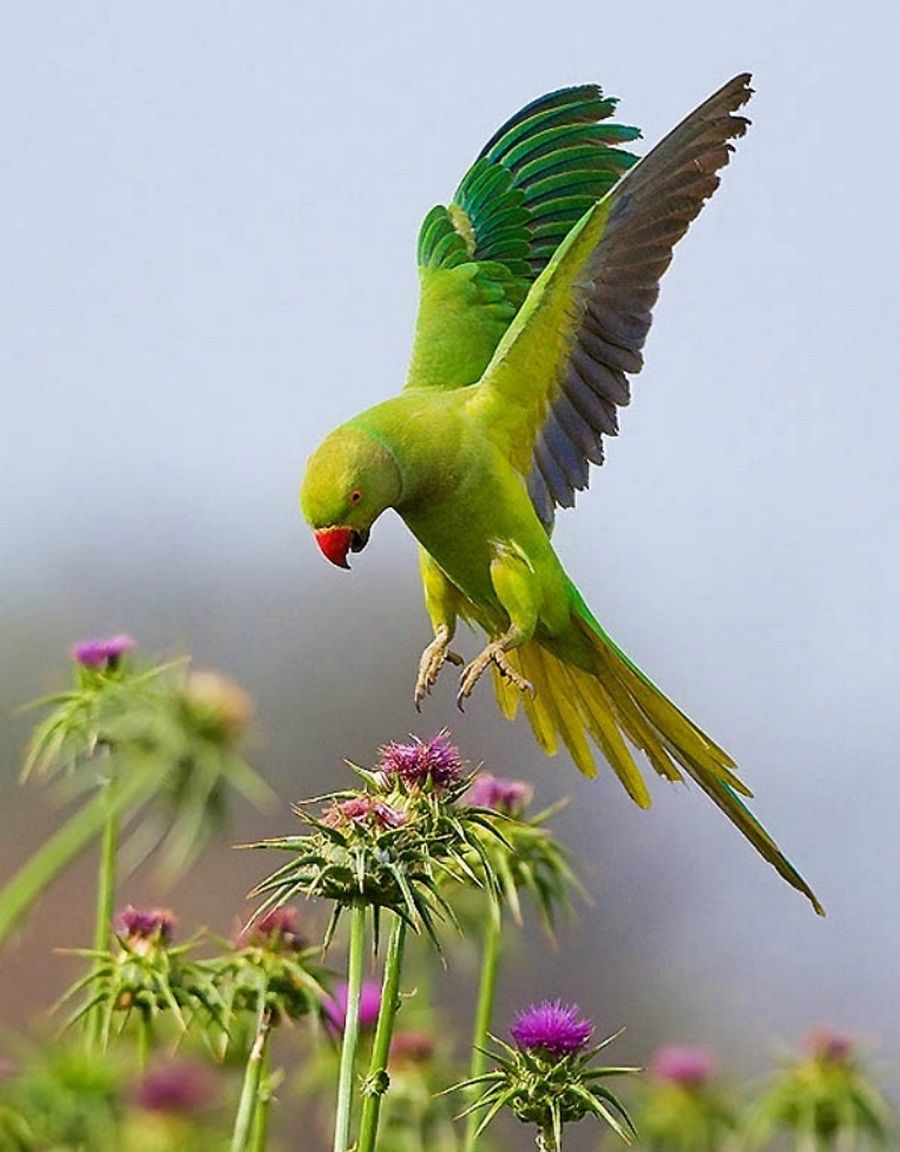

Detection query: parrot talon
(456, 642), (533, 708)
(414, 628), (463, 708)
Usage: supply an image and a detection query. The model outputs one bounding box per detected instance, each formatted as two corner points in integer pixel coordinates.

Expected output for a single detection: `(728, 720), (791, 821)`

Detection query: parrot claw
(456, 643), (534, 710)
(414, 628), (464, 709)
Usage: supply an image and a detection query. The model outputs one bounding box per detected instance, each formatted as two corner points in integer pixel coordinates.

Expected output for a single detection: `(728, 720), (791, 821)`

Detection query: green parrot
(300, 74), (823, 914)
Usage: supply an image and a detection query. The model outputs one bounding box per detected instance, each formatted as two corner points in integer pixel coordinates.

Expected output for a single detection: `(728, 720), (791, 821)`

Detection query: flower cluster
(251, 733), (504, 947)
(466, 772), (534, 816)
(635, 1043), (735, 1151)
(214, 906), (325, 1031)
(459, 776), (580, 932)
(744, 1029), (891, 1150)
(61, 906), (220, 1049)
(19, 638), (272, 892)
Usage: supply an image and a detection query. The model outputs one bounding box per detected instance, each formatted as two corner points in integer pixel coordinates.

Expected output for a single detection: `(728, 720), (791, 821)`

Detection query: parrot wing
(404, 86), (640, 391)
(466, 74), (752, 528)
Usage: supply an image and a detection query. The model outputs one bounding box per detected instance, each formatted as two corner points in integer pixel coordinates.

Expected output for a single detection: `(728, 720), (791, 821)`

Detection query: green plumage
(300, 74), (824, 916)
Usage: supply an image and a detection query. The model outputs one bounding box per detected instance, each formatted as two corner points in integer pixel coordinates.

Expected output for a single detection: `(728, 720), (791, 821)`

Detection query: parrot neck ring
(314, 526), (370, 569)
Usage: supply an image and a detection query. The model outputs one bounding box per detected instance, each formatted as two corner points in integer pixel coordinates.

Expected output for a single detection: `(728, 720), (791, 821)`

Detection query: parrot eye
(349, 488), (363, 505)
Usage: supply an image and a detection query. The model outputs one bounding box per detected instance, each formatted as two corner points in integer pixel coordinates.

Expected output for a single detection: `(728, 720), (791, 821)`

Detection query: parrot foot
(457, 642), (534, 711)
(414, 626), (464, 711)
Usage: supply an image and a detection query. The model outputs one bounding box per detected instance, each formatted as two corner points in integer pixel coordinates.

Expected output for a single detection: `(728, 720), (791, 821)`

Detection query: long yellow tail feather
(490, 616), (824, 915)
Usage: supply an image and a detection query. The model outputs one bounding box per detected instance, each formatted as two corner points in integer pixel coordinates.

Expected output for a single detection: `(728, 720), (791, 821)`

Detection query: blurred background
(1, 0), (897, 1137)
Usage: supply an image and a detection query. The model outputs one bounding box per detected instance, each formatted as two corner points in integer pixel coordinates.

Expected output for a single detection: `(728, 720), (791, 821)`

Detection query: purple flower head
(322, 795), (408, 830)
(650, 1045), (716, 1088)
(390, 1030), (435, 1066)
(238, 906), (306, 952)
(466, 772), (534, 815)
(71, 633), (135, 670)
(378, 730), (465, 789)
(136, 1059), (215, 1113)
(115, 905), (174, 945)
(323, 979), (382, 1035)
(804, 1028), (855, 1064)
(511, 1000), (594, 1057)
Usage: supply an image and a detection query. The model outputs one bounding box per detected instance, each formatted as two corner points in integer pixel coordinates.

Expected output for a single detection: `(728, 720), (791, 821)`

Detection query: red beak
(314, 527), (352, 569)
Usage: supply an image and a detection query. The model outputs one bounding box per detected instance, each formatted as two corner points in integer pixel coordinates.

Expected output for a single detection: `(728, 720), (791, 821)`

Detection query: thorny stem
(464, 903), (502, 1152)
(231, 1000), (273, 1152)
(357, 914), (407, 1152)
(333, 901), (367, 1152)
(88, 774), (118, 1050)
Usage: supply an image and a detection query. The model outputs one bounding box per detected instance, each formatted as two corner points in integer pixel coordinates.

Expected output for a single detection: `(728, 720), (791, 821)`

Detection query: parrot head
(300, 425), (402, 569)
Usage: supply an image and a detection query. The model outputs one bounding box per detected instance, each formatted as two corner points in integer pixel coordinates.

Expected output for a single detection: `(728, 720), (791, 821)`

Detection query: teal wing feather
(459, 85), (641, 277)
(405, 87), (640, 390)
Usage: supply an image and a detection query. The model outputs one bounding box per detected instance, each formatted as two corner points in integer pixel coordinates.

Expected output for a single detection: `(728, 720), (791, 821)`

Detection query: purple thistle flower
(322, 795), (408, 829)
(390, 1030), (435, 1066)
(115, 905), (174, 945)
(70, 633), (135, 670)
(466, 772), (534, 815)
(511, 1000), (594, 1057)
(650, 1045), (716, 1087)
(804, 1028), (855, 1064)
(379, 730), (465, 789)
(323, 979), (382, 1035)
(372, 801), (409, 827)
(238, 906), (306, 952)
(136, 1059), (215, 1113)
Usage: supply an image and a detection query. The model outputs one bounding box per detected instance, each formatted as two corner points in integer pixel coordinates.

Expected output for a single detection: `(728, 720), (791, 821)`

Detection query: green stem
(357, 914), (407, 1152)
(231, 1001), (273, 1152)
(249, 1039), (271, 1152)
(537, 1121), (560, 1152)
(464, 904), (502, 1152)
(333, 901), (367, 1152)
(137, 1010), (152, 1070)
(88, 780), (118, 1049)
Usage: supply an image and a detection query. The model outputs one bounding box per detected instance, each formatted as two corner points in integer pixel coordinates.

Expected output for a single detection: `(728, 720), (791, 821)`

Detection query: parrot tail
(490, 597), (824, 915)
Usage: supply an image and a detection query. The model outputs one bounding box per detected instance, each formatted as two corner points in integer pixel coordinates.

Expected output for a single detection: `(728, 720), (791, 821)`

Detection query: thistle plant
(457, 771), (583, 1152)
(0, 639), (272, 952)
(213, 907), (327, 1152)
(249, 732), (500, 946)
(249, 731), (507, 1152)
(453, 1000), (638, 1151)
(1, 638), (894, 1152)
(626, 1044), (736, 1151)
(743, 1030), (893, 1150)
(57, 906), (223, 1064)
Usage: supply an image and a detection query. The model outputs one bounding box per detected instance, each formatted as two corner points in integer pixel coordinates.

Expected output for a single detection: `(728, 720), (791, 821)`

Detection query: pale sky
(2, 0), (898, 1083)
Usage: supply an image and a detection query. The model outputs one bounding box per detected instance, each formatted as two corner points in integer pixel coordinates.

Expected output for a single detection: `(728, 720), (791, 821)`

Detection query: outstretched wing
(466, 74), (753, 528)
(405, 87), (640, 390)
